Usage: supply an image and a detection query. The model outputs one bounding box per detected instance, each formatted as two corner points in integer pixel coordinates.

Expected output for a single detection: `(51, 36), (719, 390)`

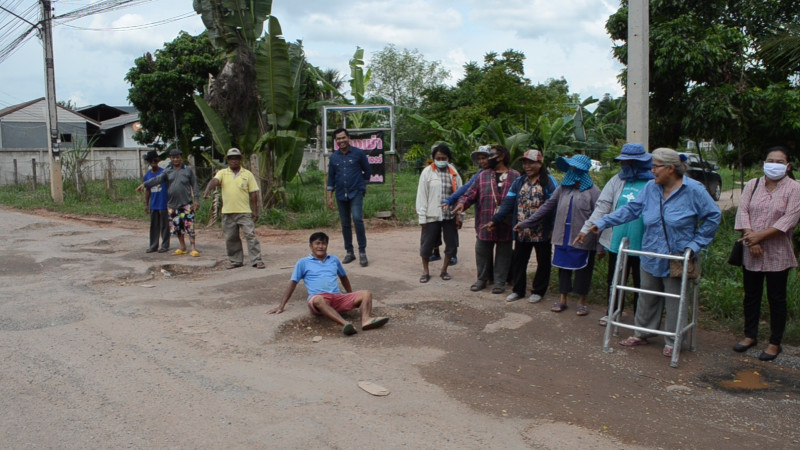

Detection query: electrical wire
(58, 11), (195, 32)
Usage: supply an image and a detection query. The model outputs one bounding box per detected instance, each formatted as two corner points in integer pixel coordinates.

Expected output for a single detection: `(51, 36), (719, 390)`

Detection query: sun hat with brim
(521, 149), (543, 162)
(556, 154), (592, 172)
(614, 143), (651, 162)
(470, 145), (491, 165)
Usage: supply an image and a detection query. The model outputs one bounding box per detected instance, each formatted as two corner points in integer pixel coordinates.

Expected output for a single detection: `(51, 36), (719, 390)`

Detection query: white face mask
(763, 162), (787, 180)
(434, 160), (449, 169)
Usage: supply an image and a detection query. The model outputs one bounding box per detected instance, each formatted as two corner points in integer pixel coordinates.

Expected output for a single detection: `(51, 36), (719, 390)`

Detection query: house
(76, 104), (142, 148)
(0, 98), (99, 149)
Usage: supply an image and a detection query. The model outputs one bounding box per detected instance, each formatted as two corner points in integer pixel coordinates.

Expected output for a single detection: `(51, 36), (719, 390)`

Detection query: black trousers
(509, 240), (552, 297)
(149, 209), (170, 251)
(742, 267), (789, 346)
(558, 251), (596, 296)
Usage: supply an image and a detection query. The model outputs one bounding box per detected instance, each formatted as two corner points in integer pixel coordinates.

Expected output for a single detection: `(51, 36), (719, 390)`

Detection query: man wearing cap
(484, 149), (558, 303)
(137, 148), (201, 257)
(203, 148), (265, 269)
(142, 150), (170, 253)
(326, 128), (371, 267)
(580, 143), (652, 325)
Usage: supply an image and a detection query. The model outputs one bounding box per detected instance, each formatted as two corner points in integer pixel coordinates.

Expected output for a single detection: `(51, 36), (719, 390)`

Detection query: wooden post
(13, 159), (18, 185)
(105, 157), (114, 199)
(32, 159), (38, 189)
(250, 154), (263, 208)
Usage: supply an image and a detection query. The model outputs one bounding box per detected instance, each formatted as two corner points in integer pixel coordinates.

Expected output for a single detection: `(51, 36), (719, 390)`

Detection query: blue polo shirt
(291, 254), (347, 299)
(326, 146), (371, 201)
(143, 168), (168, 211)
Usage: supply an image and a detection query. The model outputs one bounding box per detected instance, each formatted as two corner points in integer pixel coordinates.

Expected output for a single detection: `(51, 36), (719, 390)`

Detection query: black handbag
(728, 178), (759, 267)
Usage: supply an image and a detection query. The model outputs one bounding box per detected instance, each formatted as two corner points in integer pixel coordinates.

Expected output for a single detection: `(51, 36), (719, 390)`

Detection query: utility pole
(626, 0), (649, 150)
(40, 0), (64, 202)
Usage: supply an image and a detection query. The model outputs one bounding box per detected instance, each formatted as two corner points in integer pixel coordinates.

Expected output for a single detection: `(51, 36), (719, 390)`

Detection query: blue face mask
(434, 160), (449, 169)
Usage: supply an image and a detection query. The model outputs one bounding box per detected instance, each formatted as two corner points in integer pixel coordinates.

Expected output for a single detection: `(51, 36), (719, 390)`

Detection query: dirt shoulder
(0, 207), (797, 449)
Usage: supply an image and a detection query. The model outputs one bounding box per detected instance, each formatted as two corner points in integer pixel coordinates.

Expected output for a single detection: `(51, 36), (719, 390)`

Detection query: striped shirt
(735, 176), (800, 272)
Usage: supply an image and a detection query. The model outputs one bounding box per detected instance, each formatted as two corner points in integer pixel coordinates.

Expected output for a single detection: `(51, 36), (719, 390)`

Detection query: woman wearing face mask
(416, 143), (463, 283)
(732, 146), (800, 361)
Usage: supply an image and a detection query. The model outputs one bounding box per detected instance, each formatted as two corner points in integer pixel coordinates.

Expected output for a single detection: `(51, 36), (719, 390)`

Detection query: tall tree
(125, 31), (222, 153)
(367, 44), (449, 109)
(606, 0), (800, 158)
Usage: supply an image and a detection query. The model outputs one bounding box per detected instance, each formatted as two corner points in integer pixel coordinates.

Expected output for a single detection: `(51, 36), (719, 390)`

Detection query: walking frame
(602, 237), (700, 368)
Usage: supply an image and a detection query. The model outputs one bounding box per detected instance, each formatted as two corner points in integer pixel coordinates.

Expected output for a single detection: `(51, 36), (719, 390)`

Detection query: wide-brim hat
(614, 142), (651, 162)
(470, 145), (491, 165)
(521, 149), (543, 162)
(556, 154), (592, 172)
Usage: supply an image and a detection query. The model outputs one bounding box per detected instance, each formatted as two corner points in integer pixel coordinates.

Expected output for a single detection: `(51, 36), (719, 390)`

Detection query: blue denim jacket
(327, 147), (371, 201)
(594, 176), (721, 277)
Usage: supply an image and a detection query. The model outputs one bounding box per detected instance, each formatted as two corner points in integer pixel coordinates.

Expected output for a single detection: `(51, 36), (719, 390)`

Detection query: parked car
(679, 152), (722, 200)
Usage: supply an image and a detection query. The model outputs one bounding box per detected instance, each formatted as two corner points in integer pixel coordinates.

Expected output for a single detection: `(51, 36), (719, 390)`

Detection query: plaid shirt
(438, 168), (455, 220)
(735, 176), (800, 272)
(457, 168), (520, 241)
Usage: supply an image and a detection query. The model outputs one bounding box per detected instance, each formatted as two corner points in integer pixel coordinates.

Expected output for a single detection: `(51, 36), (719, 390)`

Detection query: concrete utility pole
(40, 0), (64, 202)
(626, 0), (649, 150)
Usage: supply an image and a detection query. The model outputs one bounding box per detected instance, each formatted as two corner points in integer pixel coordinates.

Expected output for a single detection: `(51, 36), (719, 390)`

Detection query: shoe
(598, 315), (609, 326)
(174, 249), (188, 255)
(342, 253), (356, 264)
(450, 257), (458, 266)
(429, 252), (442, 262)
(528, 294), (543, 303)
(758, 346), (782, 361)
(733, 339), (757, 353)
(505, 292), (521, 302)
(663, 345), (674, 357)
(158, 248), (169, 253)
(359, 252), (368, 267)
(146, 248), (157, 253)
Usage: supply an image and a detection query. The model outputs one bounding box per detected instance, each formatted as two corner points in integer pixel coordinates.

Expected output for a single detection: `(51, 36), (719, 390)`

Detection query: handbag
(728, 178), (759, 267)
(660, 197), (699, 279)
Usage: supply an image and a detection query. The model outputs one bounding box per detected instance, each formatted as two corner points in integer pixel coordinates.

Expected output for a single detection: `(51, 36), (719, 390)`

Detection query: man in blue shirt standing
(326, 128), (371, 266)
(142, 150), (169, 253)
(267, 232), (388, 336)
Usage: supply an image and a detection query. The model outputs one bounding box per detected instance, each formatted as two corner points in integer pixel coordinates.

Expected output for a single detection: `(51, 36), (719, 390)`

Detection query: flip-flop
(440, 272), (451, 281)
(576, 305), (589, 316)
(362, 317), (389, 331)
(190, 250), (200, 257)
(619, 336), (648, 347)
(253, 262), (265, 269)
(226, 263), (243, 270)
(419, 274), (431, 283)
(342, 323), (357, 336)
(470, 281), (485, 292)
(550, 302), (568, 313)
(174, 249), (188, 255)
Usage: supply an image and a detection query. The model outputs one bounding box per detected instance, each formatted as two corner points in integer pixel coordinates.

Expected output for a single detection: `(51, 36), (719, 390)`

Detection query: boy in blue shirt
(268, 232), (388, 335)
(142, 150), (169, 253)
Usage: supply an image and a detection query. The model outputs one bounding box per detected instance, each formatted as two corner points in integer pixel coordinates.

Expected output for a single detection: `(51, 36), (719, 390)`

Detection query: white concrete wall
(0, 147), (149, 186)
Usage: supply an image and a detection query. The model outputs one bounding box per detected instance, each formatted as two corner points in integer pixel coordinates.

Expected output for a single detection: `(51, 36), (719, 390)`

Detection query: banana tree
(193, 0), (307, 206)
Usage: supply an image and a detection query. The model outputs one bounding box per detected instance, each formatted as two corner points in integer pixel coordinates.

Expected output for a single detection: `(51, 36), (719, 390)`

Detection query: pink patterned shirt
(735, 176), (800, 272)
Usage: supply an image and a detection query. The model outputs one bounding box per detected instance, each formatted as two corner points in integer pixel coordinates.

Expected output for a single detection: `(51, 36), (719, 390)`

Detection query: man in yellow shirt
(204, 148), (265, 269)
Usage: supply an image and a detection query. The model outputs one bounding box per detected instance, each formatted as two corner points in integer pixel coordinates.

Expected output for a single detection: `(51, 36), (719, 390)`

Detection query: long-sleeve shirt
(735, 176), (800, 272)
(456, 168), (520, 242)
(143, 164), (200, 209)
(326, 147), (371, 201)
(492, 174), (558, 241)
(443, 170), (482, 205)
(594, 175), (721, 278)
(517, 185), (601, 251)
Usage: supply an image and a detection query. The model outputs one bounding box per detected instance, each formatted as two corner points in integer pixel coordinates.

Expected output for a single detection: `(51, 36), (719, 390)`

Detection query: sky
(0, 0), (625, 111)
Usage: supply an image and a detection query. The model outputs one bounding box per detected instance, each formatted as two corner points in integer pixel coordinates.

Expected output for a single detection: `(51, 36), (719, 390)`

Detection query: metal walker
(602, 237), (700, 368)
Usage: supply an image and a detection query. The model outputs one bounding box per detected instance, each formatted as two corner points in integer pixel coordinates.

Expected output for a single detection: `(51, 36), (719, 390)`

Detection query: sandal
(491, 286), (505, 294)
(576, 305), (589, 316)
(174, 249), (188, 255)
(619, 336), (648, 347)
(419, 274), (431, 283)
(440, 272), (451, 281)
(470, 281), (486, 292)
(190, 250), (200, 257)
(550, 302), (568, 313)
(663, 345), (674, 357)
(253, 262), (266, 269)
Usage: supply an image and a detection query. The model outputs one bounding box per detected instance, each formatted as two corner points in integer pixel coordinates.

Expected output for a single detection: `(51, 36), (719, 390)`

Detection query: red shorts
(307, 292), (360, 315)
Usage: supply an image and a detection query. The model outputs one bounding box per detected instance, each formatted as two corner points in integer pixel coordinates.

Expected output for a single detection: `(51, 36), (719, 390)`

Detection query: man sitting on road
(268, 232), (388, 336)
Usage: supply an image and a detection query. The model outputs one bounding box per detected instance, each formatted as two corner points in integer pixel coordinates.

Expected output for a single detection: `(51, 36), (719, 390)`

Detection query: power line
(58, 11), (194, 32)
